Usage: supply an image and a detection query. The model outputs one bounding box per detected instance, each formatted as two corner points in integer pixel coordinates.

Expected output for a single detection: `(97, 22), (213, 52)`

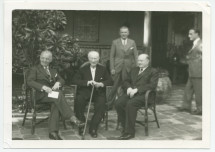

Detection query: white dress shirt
(90, 67), (96, 80)
(192, 38), (200, 49)
(121, 38), (127, 45)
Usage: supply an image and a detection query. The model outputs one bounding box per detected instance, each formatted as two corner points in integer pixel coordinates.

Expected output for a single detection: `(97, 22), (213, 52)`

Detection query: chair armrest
(144, 90), (156, 108)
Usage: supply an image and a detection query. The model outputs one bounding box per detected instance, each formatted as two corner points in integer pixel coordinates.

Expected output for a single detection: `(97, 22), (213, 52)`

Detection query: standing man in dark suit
(108, 26), (138, 107)
(72, 51), (113, 138)
(27, 50), (74, 140)
(179, 28), (202, 115)
(115, 54), (159, 140)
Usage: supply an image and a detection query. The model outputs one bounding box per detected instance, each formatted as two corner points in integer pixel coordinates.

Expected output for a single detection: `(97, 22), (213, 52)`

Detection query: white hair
(40, 50), (52, 58)
(88, 51), (100, 58)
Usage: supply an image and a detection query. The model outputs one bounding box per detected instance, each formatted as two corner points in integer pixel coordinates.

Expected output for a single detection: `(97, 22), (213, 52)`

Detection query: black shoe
(89, 129), (98, 138)
(78, 127), (84, 136)
(118, 133), (134, 140)
(191, 110), (202, 115)
(177, 107), (191, 113)
(49, 132), (63, 140)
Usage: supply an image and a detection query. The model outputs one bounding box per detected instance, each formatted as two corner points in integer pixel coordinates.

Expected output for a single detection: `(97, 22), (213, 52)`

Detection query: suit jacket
(122, 67), (159, 94)
(110, 38), (138, 73)
(27, 64), (65, 100)
(186, 39), (202, 78)
(72, 64), (113, 98)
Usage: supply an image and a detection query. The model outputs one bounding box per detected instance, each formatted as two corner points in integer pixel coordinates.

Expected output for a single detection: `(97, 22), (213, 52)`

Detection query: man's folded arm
(137, 69), (159, 93)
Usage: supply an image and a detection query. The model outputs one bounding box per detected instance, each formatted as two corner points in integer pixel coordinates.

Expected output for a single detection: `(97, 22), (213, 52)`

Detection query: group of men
(27, 26), (202, 140)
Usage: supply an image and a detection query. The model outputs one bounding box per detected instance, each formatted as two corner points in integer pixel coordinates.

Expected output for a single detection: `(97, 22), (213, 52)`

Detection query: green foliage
(12, 10), (87, 79)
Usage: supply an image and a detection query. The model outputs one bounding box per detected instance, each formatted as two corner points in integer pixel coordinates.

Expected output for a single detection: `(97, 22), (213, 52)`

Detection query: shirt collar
(193, 38), (200, 46)
(139, 66), (148, 71)
(121, 38), (127, 41)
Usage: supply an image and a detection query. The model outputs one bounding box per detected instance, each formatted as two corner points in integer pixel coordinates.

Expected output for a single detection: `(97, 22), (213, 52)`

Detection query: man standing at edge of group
(178, 28), (202, 115)
(107, 26), (138, 107)
(27, 50), (77, 140)
(115, 54), (159, 140)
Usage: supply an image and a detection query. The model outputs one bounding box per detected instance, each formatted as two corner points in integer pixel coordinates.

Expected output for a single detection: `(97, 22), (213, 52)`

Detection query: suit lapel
(124, 39), (131, 51)
(86, 65), (93, 80)
(117, 38), (125, 51)
(94, 65), (100, 81)
(136, 67), (150, 81)
(37, 64), (50, 80)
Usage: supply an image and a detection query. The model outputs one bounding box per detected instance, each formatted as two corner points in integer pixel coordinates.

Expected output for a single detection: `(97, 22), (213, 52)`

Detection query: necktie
(44, 66), (51, 76)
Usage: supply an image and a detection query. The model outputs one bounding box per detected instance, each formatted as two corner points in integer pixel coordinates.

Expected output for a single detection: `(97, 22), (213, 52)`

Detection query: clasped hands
(127, 87), (138, 98)
(42, 82), (61, 93)
(87, 80), (104, 88)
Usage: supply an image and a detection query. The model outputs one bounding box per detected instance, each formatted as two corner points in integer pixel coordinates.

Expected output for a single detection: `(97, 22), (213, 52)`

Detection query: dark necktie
(44, 66), (51, 76)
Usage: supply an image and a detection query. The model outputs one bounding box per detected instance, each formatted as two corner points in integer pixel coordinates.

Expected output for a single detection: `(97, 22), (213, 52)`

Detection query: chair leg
(145, 108), (149, 136)
(22, 104), (28, 126)
(105, 111), (108, 130)
(116, 115), (120, 130)
(31, 109), (36, 135)
(153, 109), (160, 128)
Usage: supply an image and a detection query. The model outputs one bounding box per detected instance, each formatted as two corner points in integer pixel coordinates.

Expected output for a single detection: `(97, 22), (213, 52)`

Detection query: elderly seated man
(27, 50), (77, 140)
(115, 54), (159, 140)
(72, 51), (113, 138)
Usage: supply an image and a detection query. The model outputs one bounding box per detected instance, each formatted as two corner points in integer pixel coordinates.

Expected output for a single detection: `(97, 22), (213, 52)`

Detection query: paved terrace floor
(12, 85), (202, 140)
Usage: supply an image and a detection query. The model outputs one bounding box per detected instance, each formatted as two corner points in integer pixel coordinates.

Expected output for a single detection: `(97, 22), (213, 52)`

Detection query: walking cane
(82, 85), (95, 140)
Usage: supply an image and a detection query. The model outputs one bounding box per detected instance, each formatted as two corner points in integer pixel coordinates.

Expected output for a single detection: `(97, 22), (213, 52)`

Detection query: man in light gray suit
(107, 26), (138, 107)
(179, 28), (202, 115)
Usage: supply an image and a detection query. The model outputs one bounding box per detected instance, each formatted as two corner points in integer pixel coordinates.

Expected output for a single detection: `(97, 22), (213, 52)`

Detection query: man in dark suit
(108, 26), (138, 107)
(179, 28), (202, 115)
(115, 54), (159, 140)
(72, 51), (113, 138)
(27, 50), (74, 140)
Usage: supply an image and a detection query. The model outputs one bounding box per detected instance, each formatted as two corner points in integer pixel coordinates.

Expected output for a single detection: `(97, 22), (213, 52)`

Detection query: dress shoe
(177, 107), (191, 113)
(70, 116), (85, 127)
(89, 130), (98, 138)
(49, 132), (63, 140)
(191, 110), (202, 115)
(78, 127), (84, 136)
(118, 133), (135, 140)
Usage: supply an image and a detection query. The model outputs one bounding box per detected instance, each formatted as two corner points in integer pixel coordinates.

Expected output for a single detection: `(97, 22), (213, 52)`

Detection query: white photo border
(3, 0), (211, 149)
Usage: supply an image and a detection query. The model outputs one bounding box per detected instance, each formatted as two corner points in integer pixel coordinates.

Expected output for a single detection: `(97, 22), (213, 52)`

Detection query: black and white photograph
(3, 0), (211, 149)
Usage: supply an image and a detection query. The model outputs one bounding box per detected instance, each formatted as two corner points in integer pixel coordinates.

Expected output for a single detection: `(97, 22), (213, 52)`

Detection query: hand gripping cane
(81, 85), (95, 140)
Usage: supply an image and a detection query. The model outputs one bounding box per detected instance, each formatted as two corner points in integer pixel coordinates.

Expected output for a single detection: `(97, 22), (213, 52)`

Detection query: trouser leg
(182, 78), (194, 111)
(49, 103), (60, 133)
(115, 94), (129, 129)
(125, 95), (144, 135)
(74, 94), (88, 122)
(89, 95), (106, 131)
(41, 90), (72, 132)
(107, 72), (121, 105)
(192, 78), (202, 112)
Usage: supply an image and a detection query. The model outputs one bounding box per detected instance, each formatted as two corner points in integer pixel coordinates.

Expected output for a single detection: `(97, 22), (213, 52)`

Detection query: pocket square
(130, 47), (134, 50)
(55, 73), (58, 77)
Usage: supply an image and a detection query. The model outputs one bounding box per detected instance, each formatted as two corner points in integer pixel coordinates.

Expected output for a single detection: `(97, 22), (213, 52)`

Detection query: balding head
(88, 51), (100, 68)
(40, 50), (53, 67)
(137, 54), (149, 68)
